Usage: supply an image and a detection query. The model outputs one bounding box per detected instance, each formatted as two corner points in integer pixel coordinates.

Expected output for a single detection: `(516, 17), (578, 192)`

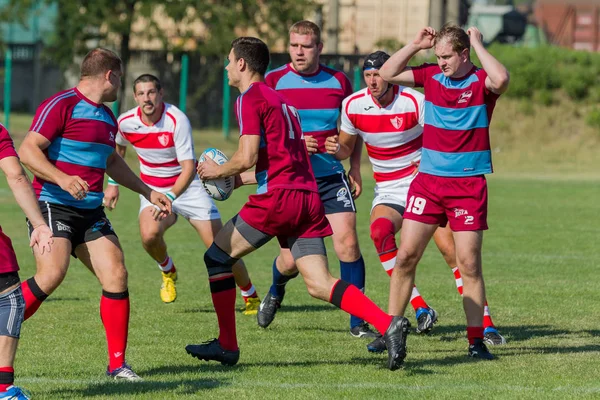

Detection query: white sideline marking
(15, 378), (600, 393)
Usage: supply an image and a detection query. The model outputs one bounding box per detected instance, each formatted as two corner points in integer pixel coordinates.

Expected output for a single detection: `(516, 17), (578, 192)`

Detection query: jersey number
(282, 104), (303, 140)
(406, 196), (426, 215)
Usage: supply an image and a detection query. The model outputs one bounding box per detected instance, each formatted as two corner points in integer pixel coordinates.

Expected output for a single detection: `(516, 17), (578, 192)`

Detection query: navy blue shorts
(316, 172), (356, 215)
(0, 282), (24, 338)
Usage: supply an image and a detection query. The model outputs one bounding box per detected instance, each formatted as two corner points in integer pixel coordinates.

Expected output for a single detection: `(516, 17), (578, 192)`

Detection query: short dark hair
(231, 37), (270, 76)
(133, 74), (162, 92)
(80, 48), (122, 78)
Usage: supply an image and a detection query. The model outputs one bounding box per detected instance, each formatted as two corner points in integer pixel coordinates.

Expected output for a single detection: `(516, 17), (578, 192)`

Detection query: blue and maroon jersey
(235, 81), (317, 194)
(265, 63), (353, 178)
(412, 63), (499, 177)
(30, 88), (117, 209)
(0, 124), (20, 273)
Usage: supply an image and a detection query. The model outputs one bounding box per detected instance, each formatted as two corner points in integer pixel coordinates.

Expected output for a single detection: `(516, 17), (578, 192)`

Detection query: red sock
(329, 280), (392, 335)
(409, 285), (429, 310)
(239, 281), (258, 302)
(100, 291), (130, 371)
(209, 275), (238, 351)
(22, 278), (48, 320)
(0, 367), (13, 392)
(452, 266), (464, 295)
(158, 256), (176, 273)
(467, 326), (484, 345)
(483, 302), (495, 329)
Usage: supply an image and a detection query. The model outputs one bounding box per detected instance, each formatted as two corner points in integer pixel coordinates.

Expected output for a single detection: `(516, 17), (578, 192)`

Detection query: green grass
(0, 113), (599, 398)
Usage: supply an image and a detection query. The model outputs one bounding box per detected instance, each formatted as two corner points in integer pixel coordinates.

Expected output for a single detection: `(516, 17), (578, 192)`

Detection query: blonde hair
(434, 23), (470, 56)
(289, 20), (321, 44)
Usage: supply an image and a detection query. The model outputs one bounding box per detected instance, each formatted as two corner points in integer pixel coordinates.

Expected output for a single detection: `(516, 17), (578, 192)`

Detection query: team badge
(158, 133), (170, 147)
(390, 116), (403, 130)
(458, 90), (473, 104)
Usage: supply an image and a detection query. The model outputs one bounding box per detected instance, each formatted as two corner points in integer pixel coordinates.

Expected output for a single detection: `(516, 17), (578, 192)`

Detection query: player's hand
(413, 27), (436, 50)
(197, 157), (221, 180)
(348, 167), (362, 200)
(410, 160), (420, 177)
(149, 190), (172, 221)
(467, 27), (483, 46)
(325, 135), (340, 155)
(103, 184), (120, 210)
(304, 135), (319, 155)
(59, 175), (89, 200)
(30, 224), (53, 255)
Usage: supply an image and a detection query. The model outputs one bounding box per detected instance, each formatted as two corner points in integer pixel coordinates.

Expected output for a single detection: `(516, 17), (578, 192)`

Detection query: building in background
(535, 0), (600, 52)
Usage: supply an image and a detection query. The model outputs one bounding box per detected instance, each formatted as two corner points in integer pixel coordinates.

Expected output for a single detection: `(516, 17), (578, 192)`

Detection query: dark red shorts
(404, 173), (488, 231)
(239, 188), (333, 246)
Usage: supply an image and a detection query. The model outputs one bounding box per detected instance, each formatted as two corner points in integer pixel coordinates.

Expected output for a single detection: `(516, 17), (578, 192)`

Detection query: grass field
(0, 112), (599, 399)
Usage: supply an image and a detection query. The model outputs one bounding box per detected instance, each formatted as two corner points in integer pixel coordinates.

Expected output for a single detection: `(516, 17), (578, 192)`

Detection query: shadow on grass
(181, 304), (336, 314)
(46, 296), (88, 302)
(45, 378), (230, 397)
(428, 324), (577, 343)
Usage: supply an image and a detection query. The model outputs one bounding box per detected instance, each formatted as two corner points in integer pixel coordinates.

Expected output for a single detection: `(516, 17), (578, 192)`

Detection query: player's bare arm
(103, 143), (127, 210)
(168, 159), (196, 197)
(235, 171), (258, 188)
(19, 131), (89, 200)
(198, 135), (261, 180)
(468, 27), (510, 94)
(105, 151), (172, 218)
(379, 27), (436, 86)
(348, 135), (363, 199)
(0, 155), (53, 253)
(325, 130), (357, 160)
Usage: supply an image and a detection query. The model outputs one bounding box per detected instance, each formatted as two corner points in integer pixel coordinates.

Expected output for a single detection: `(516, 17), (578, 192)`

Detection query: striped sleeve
(29, 91), (75, 141)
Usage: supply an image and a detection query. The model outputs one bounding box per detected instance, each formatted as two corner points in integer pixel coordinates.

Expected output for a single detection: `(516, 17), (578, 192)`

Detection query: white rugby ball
(198, 148), (234, 201)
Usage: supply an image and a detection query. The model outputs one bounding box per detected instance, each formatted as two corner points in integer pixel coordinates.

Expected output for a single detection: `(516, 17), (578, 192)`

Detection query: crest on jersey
(158, 133), (170, 147)
(390, 116), (403, 130)
(458, 90), (473, 104)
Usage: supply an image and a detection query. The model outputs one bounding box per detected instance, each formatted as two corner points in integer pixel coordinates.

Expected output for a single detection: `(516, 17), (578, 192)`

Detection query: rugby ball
(198, 148), (234, 201)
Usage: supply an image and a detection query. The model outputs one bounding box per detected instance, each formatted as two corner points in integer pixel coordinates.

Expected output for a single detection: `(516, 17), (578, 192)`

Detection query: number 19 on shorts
(406, 196), (426, 215)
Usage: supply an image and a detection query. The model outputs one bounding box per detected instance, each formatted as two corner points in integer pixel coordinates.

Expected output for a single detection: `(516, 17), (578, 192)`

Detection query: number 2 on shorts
(407, 196), (426, 215)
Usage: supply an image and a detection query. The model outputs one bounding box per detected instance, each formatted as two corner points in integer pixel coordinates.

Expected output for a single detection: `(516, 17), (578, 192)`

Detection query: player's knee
(304, 278), (329, 301)
(334, 231), (360, 260)
(204, 243), (238, 277)
(140, 229), (161, 249)
(457, 260), (482, 280)
(370, 218), (396, 253)
(36, 268), (68, 293)
(395, 247), (420, 271)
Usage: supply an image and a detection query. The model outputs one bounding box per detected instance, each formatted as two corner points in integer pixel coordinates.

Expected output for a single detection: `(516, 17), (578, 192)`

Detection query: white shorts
(371, 175), (414, 214)
(140, 178), (221, 221)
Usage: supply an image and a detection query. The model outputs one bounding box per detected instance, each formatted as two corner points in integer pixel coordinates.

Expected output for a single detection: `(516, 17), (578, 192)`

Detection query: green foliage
(586, 108), (600, 130)
(534, 89), (554, 106)
(485, 44), (600, 103)
(374, 37), (404, 54)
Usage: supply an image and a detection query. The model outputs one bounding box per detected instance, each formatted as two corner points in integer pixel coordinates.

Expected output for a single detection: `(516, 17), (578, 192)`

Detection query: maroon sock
(329, 280), (393, 335)
(0, 367), (13, 392)
(100, 290), (130, 371)
(209, 276), (237, 351)
(467, 326), (484, 345)
(21, 277), (48, 320)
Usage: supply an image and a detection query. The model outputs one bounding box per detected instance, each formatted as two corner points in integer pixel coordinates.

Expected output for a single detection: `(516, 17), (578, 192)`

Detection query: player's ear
(317, 42), (324, 54)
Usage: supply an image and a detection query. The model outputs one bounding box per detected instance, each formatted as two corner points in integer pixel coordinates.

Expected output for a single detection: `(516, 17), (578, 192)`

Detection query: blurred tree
(1, 0), (313, 111)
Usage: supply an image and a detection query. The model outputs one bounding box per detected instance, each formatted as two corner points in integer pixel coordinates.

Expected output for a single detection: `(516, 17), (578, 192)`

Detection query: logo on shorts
(56, 221), (72, 233)
(91, 218), (113, 233)
(158, 133), (170, 147)
(458, 90), (473, 104)
(454, 208), (474, 225)
(336, 188), (352, 208)
(390, 116), (403, 130)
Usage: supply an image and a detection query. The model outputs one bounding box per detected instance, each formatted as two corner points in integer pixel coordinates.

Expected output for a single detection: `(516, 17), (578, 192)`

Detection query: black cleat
(384, 316), (410, 371)
(367, 336), (386, 353)
(257, 294), (281, 328)
(415, 307), (438, 334)
(350, 322), (380, 339)
(185, 338), (240, 366)
(468, 338), (494, 360)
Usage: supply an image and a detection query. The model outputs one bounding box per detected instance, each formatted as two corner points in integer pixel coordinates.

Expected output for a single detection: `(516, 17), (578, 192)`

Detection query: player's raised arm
(379, 27), (437, 86)
(468, 27), (510, 94)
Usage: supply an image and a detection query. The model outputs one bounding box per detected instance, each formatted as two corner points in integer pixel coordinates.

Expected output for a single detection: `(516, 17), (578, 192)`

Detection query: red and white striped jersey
(341, 85), (424, 183)
(117, 103), (195, 188)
